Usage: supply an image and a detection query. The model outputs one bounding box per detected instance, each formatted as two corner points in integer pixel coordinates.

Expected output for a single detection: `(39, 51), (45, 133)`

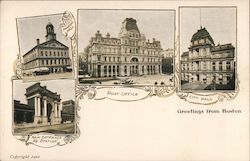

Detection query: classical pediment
(38, 40), (68, 49)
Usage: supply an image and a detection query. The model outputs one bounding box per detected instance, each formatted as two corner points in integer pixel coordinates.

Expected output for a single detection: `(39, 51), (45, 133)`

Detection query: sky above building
(17, 14), (70, 56)
(13, 79), (75, 105)
(180, 7), (236, 53)
(78, 9), (175, 51)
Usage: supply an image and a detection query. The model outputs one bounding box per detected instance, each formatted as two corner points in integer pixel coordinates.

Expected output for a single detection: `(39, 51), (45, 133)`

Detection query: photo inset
(13, 79), (76, 135)
(180, 7), (236, 91)
(17, 14), (73, 81)
(78, 9), (175, 86)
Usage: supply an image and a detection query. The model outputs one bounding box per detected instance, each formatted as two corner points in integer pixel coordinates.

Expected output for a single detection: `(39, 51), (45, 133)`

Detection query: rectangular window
(97, 56), (101, 61)
(226, 61), (231, 71)
(212, 62), (216, 71)
(219, 61), (223, 71)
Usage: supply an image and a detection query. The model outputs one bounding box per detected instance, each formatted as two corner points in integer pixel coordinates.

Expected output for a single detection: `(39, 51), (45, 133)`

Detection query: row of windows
(102, 65), (160, 74)
(182, 61), (232, 71)
(94, 47), (120, 53)
(41, 59), (69, 65)
(191, 48), (208, 54)
(124, 40), (139, 46)
(124, 48), (160, 55)
(93, 46), (159, 55)
(192, 38), (211, 46)
(129, 32), (139, 38)
(40, 50), (67, 57)
(99, 56), (161, 63)
(95, 38), (121, 45)
(23, 50), (68, 64)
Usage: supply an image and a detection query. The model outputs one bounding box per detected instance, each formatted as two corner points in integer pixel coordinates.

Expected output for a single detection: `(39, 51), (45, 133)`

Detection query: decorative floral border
(75, 9), (177, 102)
(12, 11), (80, 148)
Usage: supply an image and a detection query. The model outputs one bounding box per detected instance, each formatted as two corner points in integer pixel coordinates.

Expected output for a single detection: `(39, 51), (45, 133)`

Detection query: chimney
(153, 38), (155, 42)
(36, 39), (40, 45)
(106, 33), (110, 38)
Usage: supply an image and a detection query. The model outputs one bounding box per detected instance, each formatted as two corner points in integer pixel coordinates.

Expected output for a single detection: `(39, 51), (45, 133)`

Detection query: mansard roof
(124, 18), (140, 32)
(181, 51), (189, 57)
(211, 43), (235, 52)
(191, 27), (214, 45)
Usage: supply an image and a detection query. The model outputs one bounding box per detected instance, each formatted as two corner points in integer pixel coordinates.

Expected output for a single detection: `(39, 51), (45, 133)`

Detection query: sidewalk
(14, 123), (75, 135)
(181, 82), (210, 90)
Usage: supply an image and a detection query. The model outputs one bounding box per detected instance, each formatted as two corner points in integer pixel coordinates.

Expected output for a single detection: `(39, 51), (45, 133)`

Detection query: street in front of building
(13, 80), (76, 135)
(14, 123), (75, 135)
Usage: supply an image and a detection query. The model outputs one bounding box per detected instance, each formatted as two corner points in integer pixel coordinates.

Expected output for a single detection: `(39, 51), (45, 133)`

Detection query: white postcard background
(0, 1), (249, 161)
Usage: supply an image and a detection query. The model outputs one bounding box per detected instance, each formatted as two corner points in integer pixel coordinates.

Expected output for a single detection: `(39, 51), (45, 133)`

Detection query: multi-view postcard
(0, 1), (249, 161)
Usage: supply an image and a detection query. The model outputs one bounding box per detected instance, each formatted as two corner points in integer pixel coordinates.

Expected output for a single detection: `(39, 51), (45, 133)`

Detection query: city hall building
(83, 18), (163, 77)
(181, 27), (235, 87)
(22, 22), (71, 76)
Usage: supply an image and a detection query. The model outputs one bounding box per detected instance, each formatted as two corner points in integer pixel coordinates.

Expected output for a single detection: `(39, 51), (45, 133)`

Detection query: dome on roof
(46, 22), (54, 28)
(191, 27), (214, 45)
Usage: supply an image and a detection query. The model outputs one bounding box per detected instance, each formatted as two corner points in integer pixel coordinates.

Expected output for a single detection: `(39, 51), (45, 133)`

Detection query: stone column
(58, 104), (62, 124)
(42, 97), (48, 124)
(58, 105), (61, 118)
(120, 65), (124, 76)
(33, 95), (41, 124)
(54, 102), (58, 117)
(34, 97), (38, 116)
(110, 65), (113, 77)
(43, 98), (47, 117)
(100, 65), (103, 77)
(37, 96), (41, 116)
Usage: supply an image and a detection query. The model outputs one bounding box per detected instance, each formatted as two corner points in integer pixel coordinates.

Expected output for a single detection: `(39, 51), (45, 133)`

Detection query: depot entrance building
(14, 83), (62, 125)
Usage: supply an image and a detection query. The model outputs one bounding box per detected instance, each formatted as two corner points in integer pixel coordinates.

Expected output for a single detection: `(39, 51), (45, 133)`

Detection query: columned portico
(42, 96), (48, 124)
(25, 83), (62, 125)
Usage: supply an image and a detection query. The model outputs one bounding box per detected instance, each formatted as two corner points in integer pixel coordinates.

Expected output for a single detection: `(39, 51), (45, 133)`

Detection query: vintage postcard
(0, 0), (249, 161)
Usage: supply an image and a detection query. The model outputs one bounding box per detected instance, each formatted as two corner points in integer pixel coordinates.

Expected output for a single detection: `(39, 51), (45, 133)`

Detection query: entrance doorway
(130, 57), (139, 76)
(47, 103), (52, 123)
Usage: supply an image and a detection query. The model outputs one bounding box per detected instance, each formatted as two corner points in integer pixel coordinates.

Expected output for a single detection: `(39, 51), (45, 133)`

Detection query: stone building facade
(181, 27), (235, 86)
(84, 18), (162, 78)
(61, 100), (75, 123)
(14, 83), (62, 125)
(22, 22), (71, 76)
